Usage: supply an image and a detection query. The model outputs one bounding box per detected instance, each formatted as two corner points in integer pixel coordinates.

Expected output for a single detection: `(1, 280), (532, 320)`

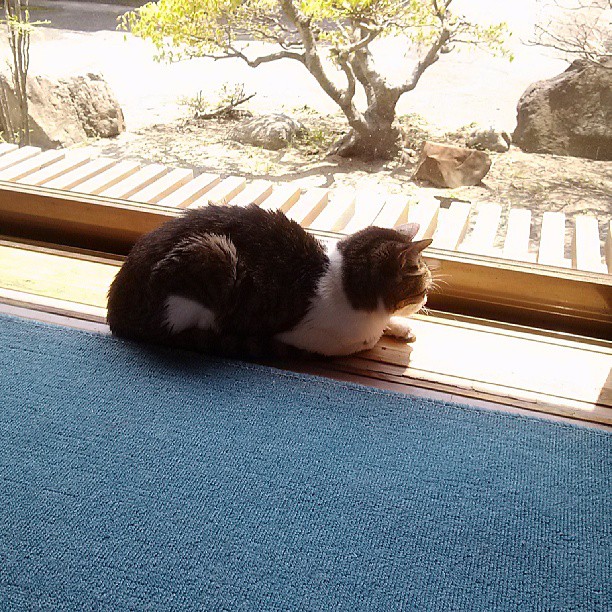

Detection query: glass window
(1, 0), (610, 321)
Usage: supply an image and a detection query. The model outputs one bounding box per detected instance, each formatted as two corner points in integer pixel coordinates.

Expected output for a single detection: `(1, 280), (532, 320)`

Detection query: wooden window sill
(2, 239), (610, 429)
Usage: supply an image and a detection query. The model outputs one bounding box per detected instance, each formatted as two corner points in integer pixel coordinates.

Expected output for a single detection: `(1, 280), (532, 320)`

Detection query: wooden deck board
(17, 151), (92, 186)
(158, 173), (221, 208)
(309, 189), (356, 233)
(259, 184), (302, 213)
(606, 220), (612, 274)
(341, 190), (385, 234)
(287, 188), (329, 227)
(372, 194), (410, 229)
(538, 211), (571, 268)
(191, 176), (246, 207)
(76, 160), (142, 195)
(432, 202), (471, 250)
(572, 215), (607, 273)
(0, 143), (18, 157)
(101, 164), (169, 200)
(129, 168), (194, 204)
(230, 180), (274, 207)
(0, 146), (42, 171)
(459, 202), (501, 255)
(503, 208), (535, 262)
(44, 158), (118, 191)
(0, 149), (65, 182)
(407, 198), (439, 240)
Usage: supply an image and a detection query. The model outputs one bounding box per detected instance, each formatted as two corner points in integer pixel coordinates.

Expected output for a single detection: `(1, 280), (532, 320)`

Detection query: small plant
(0, 0), (46, 145)
(398, 113), (435, 151)
(298, 126), (334, 150)
(181, 83), (255, 120)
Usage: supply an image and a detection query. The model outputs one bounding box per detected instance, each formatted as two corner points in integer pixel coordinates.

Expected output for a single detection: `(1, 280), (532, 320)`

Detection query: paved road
(29, 1), (141, 32)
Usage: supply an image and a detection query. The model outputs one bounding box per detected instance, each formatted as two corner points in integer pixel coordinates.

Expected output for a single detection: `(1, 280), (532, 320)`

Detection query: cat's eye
(402, 264), (421, 276)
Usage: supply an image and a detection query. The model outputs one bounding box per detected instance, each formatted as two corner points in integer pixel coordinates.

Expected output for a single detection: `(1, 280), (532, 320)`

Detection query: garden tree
(123, 0), (509, 159)
(532, 0), (611, 67)
(0, 0), (37, 145)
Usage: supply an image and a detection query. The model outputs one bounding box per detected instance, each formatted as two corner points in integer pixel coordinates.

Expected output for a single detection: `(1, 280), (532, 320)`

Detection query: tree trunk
(330, 89), (403, 160)
(330, 120), (403, 159)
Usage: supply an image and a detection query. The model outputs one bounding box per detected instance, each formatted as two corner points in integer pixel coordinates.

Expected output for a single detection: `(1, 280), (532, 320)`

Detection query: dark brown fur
(107, 204), (431, 357)
(338, 227), (431, 311)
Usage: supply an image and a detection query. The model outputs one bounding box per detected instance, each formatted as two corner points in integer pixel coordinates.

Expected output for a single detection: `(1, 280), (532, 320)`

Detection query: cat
(107, 203), (432, 358)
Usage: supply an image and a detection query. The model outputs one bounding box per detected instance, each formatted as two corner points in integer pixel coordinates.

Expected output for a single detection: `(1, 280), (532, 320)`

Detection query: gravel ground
(87, 110), (612, 255)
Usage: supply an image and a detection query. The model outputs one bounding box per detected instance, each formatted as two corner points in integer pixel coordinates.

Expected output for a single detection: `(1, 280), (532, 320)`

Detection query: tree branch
(342, 27), (380, 55)
(350, 21), (391, 101)
(336, 55), (357, 107)
(529, 0), (611, 66)
(278, 0), (366, 130)
(398, 27), (451, 94)
(185, 38), (305, 67)
(194, 92), (256, 119)
(227, 46), (305, 66)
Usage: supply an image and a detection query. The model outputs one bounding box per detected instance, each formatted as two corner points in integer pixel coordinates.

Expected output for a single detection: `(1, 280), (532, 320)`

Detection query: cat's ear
(396, 222), (420, 241)
(399, 239), (433, 266)
(410, 239), (433, 254)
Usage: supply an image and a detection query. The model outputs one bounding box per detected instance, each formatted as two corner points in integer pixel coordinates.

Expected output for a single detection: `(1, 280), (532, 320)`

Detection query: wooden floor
(1, 238), (611, 429)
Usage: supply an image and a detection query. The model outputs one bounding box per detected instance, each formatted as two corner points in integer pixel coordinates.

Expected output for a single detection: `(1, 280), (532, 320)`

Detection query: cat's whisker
(430, 272), (451, 281)
(428, 280), (448, 292)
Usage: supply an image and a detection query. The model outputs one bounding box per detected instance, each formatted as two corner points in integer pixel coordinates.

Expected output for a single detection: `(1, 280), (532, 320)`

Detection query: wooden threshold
(1, 302), (608, 433)
(1, 183), (610, 338)
(1, 239), (610, 428)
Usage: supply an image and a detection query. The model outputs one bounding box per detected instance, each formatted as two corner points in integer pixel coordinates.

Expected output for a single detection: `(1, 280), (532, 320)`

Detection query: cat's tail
(150, 232), (239, 309)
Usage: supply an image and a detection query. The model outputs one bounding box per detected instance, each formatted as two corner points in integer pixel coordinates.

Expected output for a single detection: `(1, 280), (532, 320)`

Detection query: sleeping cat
(107, 204), (432, 358)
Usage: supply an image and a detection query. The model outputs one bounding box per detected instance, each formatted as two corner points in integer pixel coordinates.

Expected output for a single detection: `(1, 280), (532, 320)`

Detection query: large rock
(413, 141), (491, 188)
(231, 114), (304, 150)
(447, 124), (511, 153)
(513, 59), (612, 160)
(0, 72), (124, 148)
(66, 73), (125, 139)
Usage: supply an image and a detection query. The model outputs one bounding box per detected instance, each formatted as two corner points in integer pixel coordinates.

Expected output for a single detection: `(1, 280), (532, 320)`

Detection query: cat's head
(336, 223), (432, 314)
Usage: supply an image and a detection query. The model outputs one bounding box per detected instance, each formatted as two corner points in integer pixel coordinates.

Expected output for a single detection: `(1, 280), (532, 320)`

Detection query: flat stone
(231, 114), (304, 150)
(413, 141), (492, 188)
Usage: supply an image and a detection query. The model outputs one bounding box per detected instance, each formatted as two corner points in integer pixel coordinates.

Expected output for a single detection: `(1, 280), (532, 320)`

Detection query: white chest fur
(276, 244), (391, 356)
(164, 295), (217, 334)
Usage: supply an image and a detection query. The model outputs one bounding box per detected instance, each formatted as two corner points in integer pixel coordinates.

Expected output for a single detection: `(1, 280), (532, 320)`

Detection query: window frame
(1, 180), (610, 339)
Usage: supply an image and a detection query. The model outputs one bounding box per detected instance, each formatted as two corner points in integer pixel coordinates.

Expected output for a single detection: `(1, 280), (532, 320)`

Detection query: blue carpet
(0, 314), (610, 611)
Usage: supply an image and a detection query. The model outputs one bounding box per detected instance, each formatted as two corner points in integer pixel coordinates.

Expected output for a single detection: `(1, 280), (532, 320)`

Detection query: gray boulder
(513, 59), (612, 160)
(231, 113), (304, 150)
(465, 126), (511, 153)
(66, 73), (125, 139)
(0, 72), (124, 148)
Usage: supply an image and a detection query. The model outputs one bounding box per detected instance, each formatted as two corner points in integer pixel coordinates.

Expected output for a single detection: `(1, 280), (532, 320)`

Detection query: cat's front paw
(384, 317), (416, 343)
